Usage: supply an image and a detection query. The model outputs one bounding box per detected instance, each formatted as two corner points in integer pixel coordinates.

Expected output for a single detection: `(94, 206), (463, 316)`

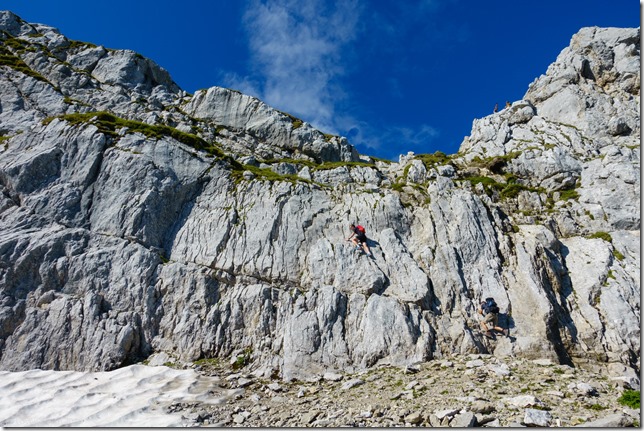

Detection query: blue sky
(3, 1), (639, 160)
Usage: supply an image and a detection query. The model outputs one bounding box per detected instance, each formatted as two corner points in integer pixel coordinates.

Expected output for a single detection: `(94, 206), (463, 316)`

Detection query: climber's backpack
(482, 297), (499, 315)
(356, 225), (366, 235)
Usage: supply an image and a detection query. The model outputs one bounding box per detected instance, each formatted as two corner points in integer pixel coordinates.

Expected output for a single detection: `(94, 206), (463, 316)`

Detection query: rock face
(0, 11), (639, 383)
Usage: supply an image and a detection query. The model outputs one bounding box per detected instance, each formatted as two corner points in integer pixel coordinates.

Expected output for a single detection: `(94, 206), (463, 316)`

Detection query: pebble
(451, 411), (477, 427)
(267, 382), (282, 392)
(404, 411), (423, 425)
(531, 358), (554, 366)
(466, 359), (485, 368)
(341, 378), (364, 390)
(237, 377), (253, 388)
(589, 413), (633, 427)
(435, 408), (460, 420)
(471, 400), (495, 414)
(487, 363), (511, 376)
(301, 410), (321, 424)
(405, 380), (419, 390)
(523, 408), (552, 427)
(505, 395), (544, 408)
(323, 372), (343, 382)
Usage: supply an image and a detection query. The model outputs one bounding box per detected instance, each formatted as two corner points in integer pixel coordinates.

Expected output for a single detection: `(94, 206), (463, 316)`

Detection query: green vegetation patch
(369, 156), (393, 164)
(586, 403), (606, 411)
(259, 157), (374, 172)
(559, 189), (580, 201)
(460, 175), (504, 196)
(44, 111), (225, 157)
(67, 39), (98, 50)
(323, 133), (336, 142)
(470, 151), (521, 173)
(499, 183), (534, 199)
(230, 160), (319, 187)
(277, 110), (304, 129)
(391, 181), (406, 192)
(414, 151), (453, 169)
(0, 40), (49, 83)
(232, 348), (253, 371)
(194, 357), (221, 367)
(458, 174), (539, 200)
(618, 390), (640, 409)
(613, 249), (625, 261)
(261, 157), (316, 169)
(587, 231), (613, 243)
(315, 160), (373, 171)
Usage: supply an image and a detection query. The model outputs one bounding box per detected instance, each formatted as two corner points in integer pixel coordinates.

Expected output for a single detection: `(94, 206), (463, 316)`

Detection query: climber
(347, 223), (374, 258)
(493, 103), (499, 113)
(505, 100), (512, 108)
(478, 297), (509, 338)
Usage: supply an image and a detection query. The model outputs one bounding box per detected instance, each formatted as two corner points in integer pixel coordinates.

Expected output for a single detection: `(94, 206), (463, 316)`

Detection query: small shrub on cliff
(588, 231), (613, 243)
(0, 43), (49, 83)
(232, 348), (253, 370)
(586, 403), (606, 411)
(470, 151), (521, 173)
(559, 189), (580, 201)
(415, 151), (452, 169)
(618, 390), (640, 409)
(315, 161), (373, 171)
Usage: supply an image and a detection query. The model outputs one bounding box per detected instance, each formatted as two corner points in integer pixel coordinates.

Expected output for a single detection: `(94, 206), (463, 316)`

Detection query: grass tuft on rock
(587, 231), (613, 243)
(0, 42), (49, 83)
(618, 390), (640, 409)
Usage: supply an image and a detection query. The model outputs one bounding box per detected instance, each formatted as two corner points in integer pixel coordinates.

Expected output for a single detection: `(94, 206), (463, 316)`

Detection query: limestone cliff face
(0, 11), (639, 381)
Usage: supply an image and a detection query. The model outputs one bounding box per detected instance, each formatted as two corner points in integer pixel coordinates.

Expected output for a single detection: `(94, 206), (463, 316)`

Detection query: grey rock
(505, 395), (546, 408)
(531, 358), (554, 366)
(466, 359), (485, 368)
(147, 352), (172, 367)
(577, 413), (633, 427)
(237, 377), (253, 388)
(451, 411), (477, 427)
(341, 379), (365, 390)
(568, 382), (599, 396)
(487, 363), (511, 377)
(267, 383), (283, 392)
(301, 410), (321, 424)
(404, 411), (423, 425)
(323, 372), (344, 382)
(0, 12), (638, 389)
(405, 380), (420, 390)
(435, 408), (460, 420)
(523, 408), (552, 427)
(607, 363), (641, 390)
(471, 401), (495, 414)
(481, 417), (501, 427)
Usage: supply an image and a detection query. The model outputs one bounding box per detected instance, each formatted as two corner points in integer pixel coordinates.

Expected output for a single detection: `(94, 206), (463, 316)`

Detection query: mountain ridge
(0, 11), (639, 388)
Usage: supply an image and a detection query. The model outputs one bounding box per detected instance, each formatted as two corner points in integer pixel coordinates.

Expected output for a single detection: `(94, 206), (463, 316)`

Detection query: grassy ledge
(43, 111), (226, 157)
(0, 36), (50, 83)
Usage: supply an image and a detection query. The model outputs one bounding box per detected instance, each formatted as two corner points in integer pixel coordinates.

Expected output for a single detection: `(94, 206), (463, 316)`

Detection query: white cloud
(233, 0), (363, 133)
(225, 0), (446, 160)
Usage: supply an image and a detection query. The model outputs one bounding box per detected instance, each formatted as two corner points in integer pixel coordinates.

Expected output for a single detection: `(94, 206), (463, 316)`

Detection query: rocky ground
(155, 353), (640, 427)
